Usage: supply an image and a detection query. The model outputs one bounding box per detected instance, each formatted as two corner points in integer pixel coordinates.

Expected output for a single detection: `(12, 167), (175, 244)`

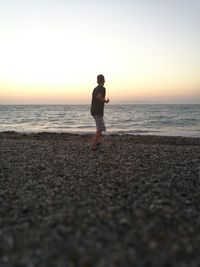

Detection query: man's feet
(91, 142), (102, 151)
(96, 142), (102, 147)
(91, 145), (97, 151)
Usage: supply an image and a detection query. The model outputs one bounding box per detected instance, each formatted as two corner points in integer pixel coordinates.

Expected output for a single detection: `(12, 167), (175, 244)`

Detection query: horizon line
(0, 103), (199, 105)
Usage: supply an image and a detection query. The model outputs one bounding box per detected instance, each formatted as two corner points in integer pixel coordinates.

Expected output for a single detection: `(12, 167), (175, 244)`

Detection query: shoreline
(0, 130), (200, 266)
(0, 130), (200, 145)
(1, 129), (200, 138)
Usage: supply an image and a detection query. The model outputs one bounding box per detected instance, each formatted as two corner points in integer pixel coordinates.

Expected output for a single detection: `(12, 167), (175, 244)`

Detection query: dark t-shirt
(90, 85), (106, 116)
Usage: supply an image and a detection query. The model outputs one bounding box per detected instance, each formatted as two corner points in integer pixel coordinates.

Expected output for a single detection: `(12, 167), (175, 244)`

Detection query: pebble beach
(0, 131), (200, 267)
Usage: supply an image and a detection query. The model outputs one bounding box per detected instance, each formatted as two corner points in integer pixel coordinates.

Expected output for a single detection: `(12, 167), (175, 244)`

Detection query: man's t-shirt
(90, 85), (106, 116)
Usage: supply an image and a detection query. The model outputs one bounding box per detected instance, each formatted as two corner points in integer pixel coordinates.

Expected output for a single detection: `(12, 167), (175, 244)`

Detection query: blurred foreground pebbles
(0, 132), (200, 267)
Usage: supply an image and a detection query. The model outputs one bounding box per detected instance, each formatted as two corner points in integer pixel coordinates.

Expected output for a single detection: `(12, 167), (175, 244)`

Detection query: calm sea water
(0, 105), (199, 137)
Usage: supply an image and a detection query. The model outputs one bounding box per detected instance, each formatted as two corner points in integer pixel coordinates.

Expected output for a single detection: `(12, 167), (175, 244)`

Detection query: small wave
(44, 126), (72, 129)
(109, 129), (161, 135)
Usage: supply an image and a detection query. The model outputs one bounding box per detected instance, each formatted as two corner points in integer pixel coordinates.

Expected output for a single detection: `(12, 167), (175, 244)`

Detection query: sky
(0, 0), (200, 104)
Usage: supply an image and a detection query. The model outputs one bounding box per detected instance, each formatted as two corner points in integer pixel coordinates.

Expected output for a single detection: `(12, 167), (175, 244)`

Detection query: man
(90, 74), (110, 151)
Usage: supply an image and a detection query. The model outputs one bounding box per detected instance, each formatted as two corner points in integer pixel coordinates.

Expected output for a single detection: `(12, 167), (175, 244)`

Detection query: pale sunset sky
(0, 0), (200, 104)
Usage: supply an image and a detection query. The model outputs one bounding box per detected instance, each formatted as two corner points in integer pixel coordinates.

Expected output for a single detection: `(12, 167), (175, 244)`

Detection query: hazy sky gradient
(0, 0), (200, 104)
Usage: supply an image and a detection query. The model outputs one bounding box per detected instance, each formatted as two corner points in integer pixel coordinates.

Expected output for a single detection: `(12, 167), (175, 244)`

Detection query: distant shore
(0, 131), (200, 266)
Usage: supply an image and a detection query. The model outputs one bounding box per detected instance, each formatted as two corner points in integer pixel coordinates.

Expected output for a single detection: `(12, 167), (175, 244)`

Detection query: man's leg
(91, 130), (102, 150)
(98, 133), (103, 145)
(91, 116), (105, 150)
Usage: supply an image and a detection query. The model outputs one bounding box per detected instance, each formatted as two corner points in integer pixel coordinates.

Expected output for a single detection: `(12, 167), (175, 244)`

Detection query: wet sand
(0, 131), (200, 267)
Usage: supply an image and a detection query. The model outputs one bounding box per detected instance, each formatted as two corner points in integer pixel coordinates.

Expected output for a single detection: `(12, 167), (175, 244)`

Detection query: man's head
(97, 74), (105, 85)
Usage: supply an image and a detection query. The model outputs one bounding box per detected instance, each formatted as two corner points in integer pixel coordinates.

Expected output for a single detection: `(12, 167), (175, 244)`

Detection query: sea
(0, 105), (199, 137)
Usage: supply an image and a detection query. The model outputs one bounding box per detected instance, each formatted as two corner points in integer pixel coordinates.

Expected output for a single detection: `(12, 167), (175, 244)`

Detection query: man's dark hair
(97, 74), (105, 84)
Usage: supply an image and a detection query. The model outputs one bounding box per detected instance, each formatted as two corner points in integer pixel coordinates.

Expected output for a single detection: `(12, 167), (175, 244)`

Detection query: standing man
(90, 74), (110, 151)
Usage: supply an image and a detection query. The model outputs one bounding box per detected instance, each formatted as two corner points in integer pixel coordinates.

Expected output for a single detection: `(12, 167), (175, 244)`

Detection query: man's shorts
(93, 115), (106, 132)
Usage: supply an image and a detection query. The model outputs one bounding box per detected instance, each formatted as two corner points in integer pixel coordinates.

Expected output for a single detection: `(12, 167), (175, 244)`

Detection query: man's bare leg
(91, 130), (102, 150)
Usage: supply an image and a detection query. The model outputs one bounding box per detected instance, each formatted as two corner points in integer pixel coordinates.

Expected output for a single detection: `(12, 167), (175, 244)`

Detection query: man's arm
(97, 93), (110, 103)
